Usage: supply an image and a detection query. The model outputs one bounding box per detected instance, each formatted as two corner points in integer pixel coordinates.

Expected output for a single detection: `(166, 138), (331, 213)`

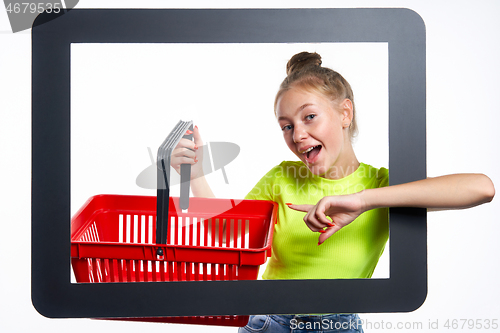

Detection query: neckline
(307, 162), (365, 183)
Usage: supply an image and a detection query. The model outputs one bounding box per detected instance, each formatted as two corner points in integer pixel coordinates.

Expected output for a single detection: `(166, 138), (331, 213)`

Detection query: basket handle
(156, 120), (193, 249)
(179, 124), (193, 210)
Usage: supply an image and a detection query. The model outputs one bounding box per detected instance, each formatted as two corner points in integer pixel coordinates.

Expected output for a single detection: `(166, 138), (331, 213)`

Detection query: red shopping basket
(71, 194), (277, 326)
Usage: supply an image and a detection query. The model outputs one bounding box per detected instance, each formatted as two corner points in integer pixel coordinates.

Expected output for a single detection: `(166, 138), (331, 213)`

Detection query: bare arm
(190, 174), (215, 198)
(288, 173), (495, 244)
(362, 174), (495, 212)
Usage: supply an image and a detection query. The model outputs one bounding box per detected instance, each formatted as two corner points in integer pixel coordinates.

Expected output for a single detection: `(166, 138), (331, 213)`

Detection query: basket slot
(209, 219), (215, 247)
(233, 219), (238, 249)
(189, 218), (194, 246)
(148, 215), (155, 243)
(240, 219), (246, 249)
(225, 219), (231, 247)
(217, 219), (223, 247)
(131, 215), (137, 243)
(126, 215), (131, 243)
(118, 214), (156, 245)
(157, 217), (252, 249)
(90, 222), (100, 242)
(78, 221), (100, 242)
(142, 217), (147, 244)
(171, 216), (177, 245)
(128, 215), (132, 243)
(130, 216), (135, 243)
(196, 218), (202, 247)
(203, 219), (208, 248)
(182, 217), (187, 246)
(118, 215), (123, 243)
(134, 216), (139, 243)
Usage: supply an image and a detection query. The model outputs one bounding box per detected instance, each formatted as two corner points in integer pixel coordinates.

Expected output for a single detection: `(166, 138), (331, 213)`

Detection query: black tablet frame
(32, 8), (427, 318)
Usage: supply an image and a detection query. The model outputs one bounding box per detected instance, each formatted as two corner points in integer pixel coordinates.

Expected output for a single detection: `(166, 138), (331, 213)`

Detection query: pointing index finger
(286, 203), (314, 213)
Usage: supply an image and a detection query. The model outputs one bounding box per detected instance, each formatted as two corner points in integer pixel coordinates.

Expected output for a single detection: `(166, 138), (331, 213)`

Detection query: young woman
(171, 51), (494, 332)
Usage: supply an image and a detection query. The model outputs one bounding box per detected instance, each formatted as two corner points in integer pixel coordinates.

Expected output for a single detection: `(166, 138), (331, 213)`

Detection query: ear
(340, 99), (354, 127)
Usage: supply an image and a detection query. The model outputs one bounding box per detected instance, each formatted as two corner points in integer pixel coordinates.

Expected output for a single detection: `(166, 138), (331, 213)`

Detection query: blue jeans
(238, 314), (364, 333)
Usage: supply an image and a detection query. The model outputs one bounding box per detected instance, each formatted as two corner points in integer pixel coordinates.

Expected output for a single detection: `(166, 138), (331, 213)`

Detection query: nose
(293, 124), (308, 143)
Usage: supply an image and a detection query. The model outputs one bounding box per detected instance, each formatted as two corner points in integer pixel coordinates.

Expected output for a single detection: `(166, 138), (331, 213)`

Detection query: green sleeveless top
(245, 161), (389, 280)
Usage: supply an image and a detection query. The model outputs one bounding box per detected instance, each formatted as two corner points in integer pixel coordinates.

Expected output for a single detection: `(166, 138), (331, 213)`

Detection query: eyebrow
(277, 103), (314, 121)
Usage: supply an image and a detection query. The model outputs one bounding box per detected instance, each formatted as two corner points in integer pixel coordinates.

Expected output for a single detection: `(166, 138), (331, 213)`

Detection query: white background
(1, 1), (499, 332)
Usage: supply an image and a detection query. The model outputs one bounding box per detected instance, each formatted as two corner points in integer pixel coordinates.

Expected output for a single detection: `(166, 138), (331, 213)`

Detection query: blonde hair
(275, 51), (358, 139)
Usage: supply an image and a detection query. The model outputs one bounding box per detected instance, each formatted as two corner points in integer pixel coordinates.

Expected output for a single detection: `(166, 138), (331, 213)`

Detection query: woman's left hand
(287, 194), (366, 245)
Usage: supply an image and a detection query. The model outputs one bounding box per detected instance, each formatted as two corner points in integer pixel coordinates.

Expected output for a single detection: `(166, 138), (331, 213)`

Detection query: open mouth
(303, 145), (322, 163)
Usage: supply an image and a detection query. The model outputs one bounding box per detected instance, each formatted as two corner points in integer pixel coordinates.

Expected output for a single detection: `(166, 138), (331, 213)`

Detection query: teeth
(302, 146), (316, 154)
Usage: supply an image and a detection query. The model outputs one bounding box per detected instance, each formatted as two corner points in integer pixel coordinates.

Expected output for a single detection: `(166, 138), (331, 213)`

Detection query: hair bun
(286, 52), (322, 76)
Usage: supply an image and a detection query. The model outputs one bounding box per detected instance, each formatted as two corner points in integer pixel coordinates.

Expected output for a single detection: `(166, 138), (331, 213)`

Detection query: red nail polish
(194, 145), (198, 150)
(327, 223), (335, 227)
(186, 130), (193, 135)
(318, 229), (325, 233)
(195, 125), (198, 129)
(285, 203), (293, 205)
(318, 241), (322, 246)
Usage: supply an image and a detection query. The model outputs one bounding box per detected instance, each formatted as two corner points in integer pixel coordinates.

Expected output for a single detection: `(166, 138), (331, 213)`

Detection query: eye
(281, 124), (293, 131)
(305, 114), (316, 121)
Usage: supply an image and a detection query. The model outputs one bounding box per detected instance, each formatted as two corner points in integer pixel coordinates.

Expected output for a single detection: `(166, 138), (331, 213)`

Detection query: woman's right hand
(171, 125), (205, 180)
(287, 193), (366, 245)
